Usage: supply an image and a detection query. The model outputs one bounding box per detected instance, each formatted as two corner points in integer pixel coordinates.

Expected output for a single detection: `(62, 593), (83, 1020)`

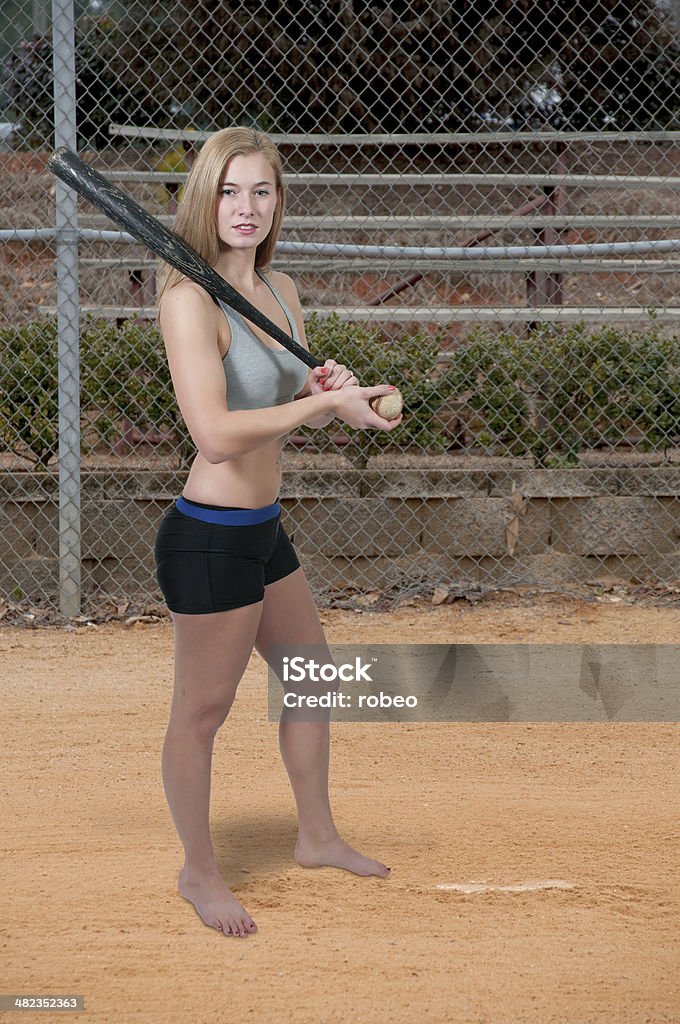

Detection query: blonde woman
(154, 127), (401, 938)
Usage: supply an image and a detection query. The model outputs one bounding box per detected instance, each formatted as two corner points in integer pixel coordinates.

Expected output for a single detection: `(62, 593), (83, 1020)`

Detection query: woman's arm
(270, 272), (357, 428)
(298, 362), (351, 428)
(159, 281), (399, 464)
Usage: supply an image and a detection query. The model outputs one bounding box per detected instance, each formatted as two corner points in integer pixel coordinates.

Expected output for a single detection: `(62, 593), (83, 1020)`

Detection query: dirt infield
(2, 595), (680, 1024)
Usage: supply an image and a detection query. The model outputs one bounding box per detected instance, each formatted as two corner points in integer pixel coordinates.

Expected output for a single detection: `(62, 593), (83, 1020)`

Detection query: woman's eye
(255, 189), (270, 197)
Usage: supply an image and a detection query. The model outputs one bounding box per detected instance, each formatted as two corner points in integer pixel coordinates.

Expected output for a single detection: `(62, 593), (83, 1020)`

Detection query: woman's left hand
(308, 359), (358, 395)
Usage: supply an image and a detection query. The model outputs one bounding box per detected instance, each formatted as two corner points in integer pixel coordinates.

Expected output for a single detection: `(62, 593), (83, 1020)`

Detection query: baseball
(369, 388), (404, 421)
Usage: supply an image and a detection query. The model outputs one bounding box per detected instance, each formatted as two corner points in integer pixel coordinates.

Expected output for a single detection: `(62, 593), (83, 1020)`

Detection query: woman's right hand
(331, 385), (403, 430)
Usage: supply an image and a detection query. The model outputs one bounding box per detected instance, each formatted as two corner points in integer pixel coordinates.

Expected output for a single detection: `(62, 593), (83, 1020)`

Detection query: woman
(154, 127), (401, 938)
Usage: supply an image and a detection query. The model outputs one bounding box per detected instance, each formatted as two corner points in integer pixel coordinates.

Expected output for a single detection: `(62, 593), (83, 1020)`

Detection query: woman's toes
(214, 912), (257, 937)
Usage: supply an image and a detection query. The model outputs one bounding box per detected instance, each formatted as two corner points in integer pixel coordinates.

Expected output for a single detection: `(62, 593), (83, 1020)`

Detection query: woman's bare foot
(294, 834), (391, 877)
(178, 866), (257, 936)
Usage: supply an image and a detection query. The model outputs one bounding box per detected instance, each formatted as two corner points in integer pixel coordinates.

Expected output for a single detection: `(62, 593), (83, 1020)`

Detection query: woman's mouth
(233, 223), (257, 235)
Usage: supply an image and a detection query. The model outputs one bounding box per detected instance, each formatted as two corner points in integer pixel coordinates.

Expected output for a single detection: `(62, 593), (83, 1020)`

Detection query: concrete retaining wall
(1, 459), (679, 605)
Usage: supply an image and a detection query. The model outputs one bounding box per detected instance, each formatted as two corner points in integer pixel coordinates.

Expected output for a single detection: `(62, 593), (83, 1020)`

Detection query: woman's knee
(167, 604), (263, 733)
(169, 689), (237, 738)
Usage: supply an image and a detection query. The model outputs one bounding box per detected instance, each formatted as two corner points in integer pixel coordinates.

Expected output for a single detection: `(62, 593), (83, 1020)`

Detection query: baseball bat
(47, 146), (321, 370)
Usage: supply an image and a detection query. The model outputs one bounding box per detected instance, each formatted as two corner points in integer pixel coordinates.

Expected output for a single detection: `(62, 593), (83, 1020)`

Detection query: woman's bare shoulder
(159, 280), (221, 338)
(159, 278), (232, 359)
(160, 278), (216, 313)
(264, 269), (299, 299)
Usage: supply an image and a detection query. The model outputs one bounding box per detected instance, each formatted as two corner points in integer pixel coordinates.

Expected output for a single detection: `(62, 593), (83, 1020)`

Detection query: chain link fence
(1, 0), (680, 617)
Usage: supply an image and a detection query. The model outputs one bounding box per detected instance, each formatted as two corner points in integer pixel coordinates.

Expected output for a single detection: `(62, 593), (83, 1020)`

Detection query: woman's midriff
(182, 437), (286, 509)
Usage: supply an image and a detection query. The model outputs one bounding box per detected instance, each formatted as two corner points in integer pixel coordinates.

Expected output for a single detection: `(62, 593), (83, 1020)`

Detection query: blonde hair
(158, 127), (285, 301)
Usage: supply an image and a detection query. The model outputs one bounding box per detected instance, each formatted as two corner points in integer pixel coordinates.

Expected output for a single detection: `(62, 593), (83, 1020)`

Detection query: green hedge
(0, 317), (180, 467)
(438, 319), (680, 465)
(303, 314), (448, 461)
(1, 318), (61, 467)
(1, 315), (679, 467)
(305, 314), (680, 465)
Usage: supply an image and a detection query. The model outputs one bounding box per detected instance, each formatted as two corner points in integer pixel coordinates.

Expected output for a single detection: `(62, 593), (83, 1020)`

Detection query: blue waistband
(175, 496), (280, 526)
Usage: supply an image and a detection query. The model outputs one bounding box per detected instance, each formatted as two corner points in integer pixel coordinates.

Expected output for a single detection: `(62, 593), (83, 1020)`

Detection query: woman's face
(215, 151), (279, 252)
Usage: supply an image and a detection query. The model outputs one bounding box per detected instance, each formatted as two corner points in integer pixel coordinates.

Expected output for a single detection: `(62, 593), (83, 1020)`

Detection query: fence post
(526, 140), (568, 326)
(52, 0), (81, 617)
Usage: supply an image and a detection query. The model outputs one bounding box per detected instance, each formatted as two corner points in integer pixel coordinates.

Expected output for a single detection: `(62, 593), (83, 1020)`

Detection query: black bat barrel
(48, 147), (321, 370)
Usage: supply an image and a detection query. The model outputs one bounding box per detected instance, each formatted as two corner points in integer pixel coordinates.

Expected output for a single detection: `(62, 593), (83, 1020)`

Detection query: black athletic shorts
(154, 496), (300, 614)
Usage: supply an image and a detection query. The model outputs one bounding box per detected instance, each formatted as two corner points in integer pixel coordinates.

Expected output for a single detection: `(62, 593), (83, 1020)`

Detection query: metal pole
(527, 140), (568, 324)
(52, 0), (81, 617)
(275, 237), (680, 259)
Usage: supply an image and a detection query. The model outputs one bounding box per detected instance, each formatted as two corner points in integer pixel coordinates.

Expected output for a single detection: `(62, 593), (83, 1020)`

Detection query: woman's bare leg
(162, 603), (263, 936)
(255, 568), (390, 877)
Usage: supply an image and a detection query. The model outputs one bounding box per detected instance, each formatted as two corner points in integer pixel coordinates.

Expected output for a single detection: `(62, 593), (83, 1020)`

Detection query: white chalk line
(434, 879), (575, 894)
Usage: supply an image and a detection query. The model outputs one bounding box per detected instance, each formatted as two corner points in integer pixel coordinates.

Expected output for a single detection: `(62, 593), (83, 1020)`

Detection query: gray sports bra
(218, 270), (309, 411)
